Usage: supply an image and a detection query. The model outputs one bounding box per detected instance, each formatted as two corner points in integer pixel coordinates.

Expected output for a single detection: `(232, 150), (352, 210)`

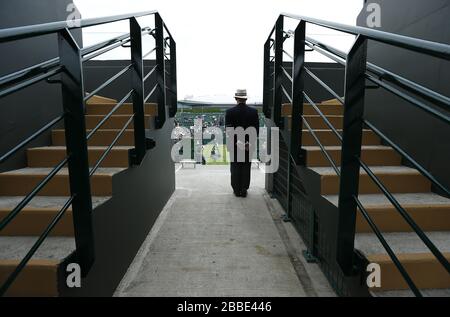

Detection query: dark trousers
(230, 162), (251, 194)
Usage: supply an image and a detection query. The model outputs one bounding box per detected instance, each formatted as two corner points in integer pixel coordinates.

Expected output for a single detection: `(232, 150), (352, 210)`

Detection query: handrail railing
(0, 10), (176, 296)
(263, 13), (450, 297)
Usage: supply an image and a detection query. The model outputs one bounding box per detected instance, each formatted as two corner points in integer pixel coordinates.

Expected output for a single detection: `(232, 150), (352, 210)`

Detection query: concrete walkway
(115, 165), (335, 297)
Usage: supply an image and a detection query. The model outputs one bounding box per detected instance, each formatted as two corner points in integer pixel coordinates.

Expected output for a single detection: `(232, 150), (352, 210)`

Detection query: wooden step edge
(0, 259), (60, 297)
(85, 95), (117, 105)
(319, 172), (431, 195)
(367, 252), (450, 291)
(356, 204), (450, 233)
(0, 209), (74, 236)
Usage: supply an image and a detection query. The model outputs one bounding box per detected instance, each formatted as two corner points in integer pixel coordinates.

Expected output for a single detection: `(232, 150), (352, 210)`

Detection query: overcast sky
(75, 0), (364, 103)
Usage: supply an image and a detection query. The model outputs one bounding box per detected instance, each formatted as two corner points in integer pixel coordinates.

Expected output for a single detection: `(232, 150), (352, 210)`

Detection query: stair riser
(320, 174), (430, 195)
(356, 205), (450, 232)
(0, 260), (59, 297)
(52, 131), (134, 147)
(288, 116), (343, 130)
(302, 131), (379, 146)
(0, 210), (73, 236)
(0, 174), (113, 196)
(368, 253), (450, 291)
(85, 115), (151, 129)
(28, 149), (129, 168)
(86, 103), (157, 116)
(307, 149), (400, 167)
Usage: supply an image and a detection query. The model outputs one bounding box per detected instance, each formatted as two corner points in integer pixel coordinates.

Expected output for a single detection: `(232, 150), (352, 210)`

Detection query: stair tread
(323, 193), (450, 207)
(0, 167), (125, 176)
(355, 231), (450, 255)
(53, 129), (134, 132)
(0, 236), (74, 261)
(372, 288), (450, 297)
(310, 165), (422, 176)
(29, 146), (133, 151)
(302, 129), (372, 132)
(303, 145), (392, 151)
(0, 196), (109, 210)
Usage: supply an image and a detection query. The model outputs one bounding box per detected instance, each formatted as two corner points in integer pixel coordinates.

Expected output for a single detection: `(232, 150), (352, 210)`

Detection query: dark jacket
(225, 103), (259, 163)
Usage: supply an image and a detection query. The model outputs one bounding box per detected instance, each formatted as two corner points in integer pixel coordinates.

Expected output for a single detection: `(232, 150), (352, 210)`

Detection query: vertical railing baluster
(129, 17), (147, 165)
(290, 20), (307, 166)
(273, 15), (284, 129)
(286, 20), (307, 220)
(154, 13), (167, 129)
(169, 37), (177, 117)
(336, 35), (368, 275)
(263, 39), (271, 119)
(58, 28), (95, 275)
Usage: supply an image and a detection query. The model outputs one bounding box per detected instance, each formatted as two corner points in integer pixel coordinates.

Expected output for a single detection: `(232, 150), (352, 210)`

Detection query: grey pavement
(114, 164), (335, 297)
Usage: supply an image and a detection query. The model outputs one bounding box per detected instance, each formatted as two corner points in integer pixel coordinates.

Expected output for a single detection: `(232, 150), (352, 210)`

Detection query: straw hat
(234, 89), (248, 100)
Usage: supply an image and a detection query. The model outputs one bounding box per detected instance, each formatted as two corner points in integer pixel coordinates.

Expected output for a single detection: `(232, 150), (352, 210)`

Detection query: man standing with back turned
(225, 89), (259, 198)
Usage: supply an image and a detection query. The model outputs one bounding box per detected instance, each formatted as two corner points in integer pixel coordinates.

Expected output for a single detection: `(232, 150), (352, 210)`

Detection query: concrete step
(52, 129), (134, 147)
(324, 193), (450, 232)
(86, 102), (157, 116)
(282, 102), (343, 116)
(27, 146), (132, 168)
(85, 114), (152, 129)
(310, 166), (431, 195)
(302, 129), (379, 146)
(0, 167), (124, 196)
(355, 231), (450, 291)
(0, 196), (109, 236)
(0, 236), (75, 296)
(304, 145), (401, 167)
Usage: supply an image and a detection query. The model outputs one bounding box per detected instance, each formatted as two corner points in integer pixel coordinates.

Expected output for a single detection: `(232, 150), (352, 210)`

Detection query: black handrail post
(169, 37), (178, 117)
(57, 28), (95, 276)
(263, 39), (271, 119)
(154, 13), (167, 129)
(336, 35), (368, 276)
(129, 17), (147, 165)
(290, 20), (307, 166)
(273, 15), (284, 128)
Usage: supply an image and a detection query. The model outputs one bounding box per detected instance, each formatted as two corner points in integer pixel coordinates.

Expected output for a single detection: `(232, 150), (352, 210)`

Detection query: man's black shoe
(234, 191), (241, 197)
(240, 190), (248, 198)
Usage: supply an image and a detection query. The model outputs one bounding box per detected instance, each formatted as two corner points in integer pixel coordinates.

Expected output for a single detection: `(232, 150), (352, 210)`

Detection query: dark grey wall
(0, 0), (82, 172)
(281, 62), (345, 104)
(83, 60), (159, 103)
(357, 0), (450, 191)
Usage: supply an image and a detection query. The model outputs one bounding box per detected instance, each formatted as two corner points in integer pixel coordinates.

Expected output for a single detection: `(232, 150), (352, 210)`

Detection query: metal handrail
(305, 36), (450, 111)
(264, 13), (450, 297)
(302, 117), (340, 176)
(357, 157), (450, 276)
(0, 115), (64, 164)
(364, 120), (450, 197)
(302, 92), (342, 142)
(353, 196), (422, 297)
(0, 10), (157, 43)
(304, 67), (344, 105)
(84, 64), (133, 102)
(0, 195), (75, 296)
(0, 156), (68, 231)
(144, 83), (159, 103)
(86, 89), (134, 140)
(89, 115), (134, 177)
(282, 12), (450, 59)
(0, 10), (176, 296)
